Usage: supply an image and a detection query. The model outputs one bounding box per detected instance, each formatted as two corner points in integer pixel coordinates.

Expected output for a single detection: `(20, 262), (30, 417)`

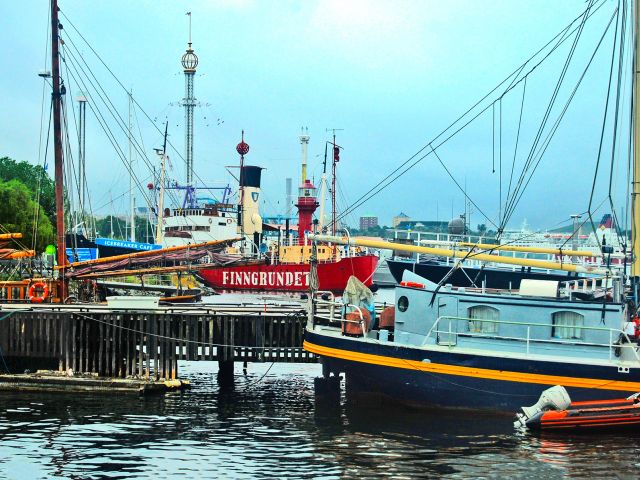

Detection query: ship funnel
(239, 165), (263, 235)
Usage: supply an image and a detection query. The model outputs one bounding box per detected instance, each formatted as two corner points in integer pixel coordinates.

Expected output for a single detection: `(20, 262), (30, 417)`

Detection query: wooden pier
(0, 302), (314, 389)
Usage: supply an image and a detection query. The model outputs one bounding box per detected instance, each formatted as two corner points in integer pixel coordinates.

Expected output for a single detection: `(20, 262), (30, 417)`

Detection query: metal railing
(426, 315), (640, 362)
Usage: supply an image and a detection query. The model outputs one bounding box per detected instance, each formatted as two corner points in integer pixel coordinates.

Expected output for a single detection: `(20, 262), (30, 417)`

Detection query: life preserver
(28, 282), (49, 303)
(633, 315), (640, 338)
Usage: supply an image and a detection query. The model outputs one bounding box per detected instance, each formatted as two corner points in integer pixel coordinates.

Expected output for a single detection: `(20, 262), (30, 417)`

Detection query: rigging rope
(501, 6), (618, 231)
(500, 0), (595, 232)
(332, 0), (609, 226)
(586, 1), (624, 254)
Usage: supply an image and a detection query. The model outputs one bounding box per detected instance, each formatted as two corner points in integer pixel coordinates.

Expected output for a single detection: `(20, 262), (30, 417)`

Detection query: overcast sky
(0, 0), (630, 232)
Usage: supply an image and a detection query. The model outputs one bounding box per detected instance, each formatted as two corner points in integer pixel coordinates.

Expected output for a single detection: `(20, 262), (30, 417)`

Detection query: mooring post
(217, 316), (235, 390)
(217, 359), (234, 390)
(314, 358), (341, 409)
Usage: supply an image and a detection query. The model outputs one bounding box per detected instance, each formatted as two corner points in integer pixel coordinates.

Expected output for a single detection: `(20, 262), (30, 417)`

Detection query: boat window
(468, 306), (499, 334)
(397, 296), (409, 312)
(552, 311), (584, 340)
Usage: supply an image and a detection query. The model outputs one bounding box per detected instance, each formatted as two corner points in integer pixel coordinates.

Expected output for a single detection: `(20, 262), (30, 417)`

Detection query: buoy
(28, 282), (49, 303)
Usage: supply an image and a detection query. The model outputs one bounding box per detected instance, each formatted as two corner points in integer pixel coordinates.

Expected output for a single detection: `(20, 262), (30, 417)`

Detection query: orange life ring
(28, 282), (49, 303)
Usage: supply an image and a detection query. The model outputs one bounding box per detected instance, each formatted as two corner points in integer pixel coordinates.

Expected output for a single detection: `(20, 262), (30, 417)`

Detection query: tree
(477, 224), (487, 235)
(0, 157), (56, 226)
(0, 179), (54, 251)
(95, 215), (127, 239)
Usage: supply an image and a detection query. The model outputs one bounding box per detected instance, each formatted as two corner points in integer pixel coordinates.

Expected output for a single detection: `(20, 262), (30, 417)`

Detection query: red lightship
(198, 132), (378, 293)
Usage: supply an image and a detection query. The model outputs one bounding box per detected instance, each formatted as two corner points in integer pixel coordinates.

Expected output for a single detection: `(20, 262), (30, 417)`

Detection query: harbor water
(1, 360), (640, 479)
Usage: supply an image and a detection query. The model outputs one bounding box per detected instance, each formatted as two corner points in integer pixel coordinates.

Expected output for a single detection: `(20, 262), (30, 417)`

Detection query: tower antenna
(181, 12), (198, 191)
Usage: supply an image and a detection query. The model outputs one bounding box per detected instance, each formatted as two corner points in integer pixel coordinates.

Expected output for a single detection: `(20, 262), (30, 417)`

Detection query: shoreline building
(359, 214), (378, 230)
(392, 212), (411, 228)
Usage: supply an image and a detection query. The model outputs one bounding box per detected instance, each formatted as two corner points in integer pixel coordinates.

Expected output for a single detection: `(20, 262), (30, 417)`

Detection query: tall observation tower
(181, 12), (198, 186)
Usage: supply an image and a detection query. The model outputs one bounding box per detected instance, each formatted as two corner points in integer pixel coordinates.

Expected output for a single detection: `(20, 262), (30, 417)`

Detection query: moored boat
(198, 253), (377, 292)
(515, 385), (640, 431)
(305, 269), (639, 411)
(196, 132), (378, 294)
(303, 0), (640, 411)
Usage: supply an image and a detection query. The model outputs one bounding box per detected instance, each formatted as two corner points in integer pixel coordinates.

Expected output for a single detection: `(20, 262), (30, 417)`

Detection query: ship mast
(326, 128), (343, 235)
(633, 0), (640, 290)
(155, 122), (168, 245)
(300, 127), (309, 182)
(318, 142), (328, 232)
(51, 0), (67, 299)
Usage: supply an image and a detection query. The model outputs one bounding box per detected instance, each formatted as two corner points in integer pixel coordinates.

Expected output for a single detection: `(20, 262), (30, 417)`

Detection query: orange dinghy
(515, 386), (640, 431)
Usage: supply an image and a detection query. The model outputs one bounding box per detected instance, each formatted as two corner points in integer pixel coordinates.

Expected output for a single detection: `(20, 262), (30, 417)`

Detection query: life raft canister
(28, 281), (49, 303)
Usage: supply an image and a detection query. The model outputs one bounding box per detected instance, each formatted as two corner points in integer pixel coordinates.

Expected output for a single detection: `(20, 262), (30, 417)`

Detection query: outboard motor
(515, 385), (571, 428)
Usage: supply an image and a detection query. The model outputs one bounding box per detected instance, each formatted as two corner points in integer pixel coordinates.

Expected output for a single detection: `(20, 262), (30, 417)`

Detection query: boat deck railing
(312, 294), (391, 327)
(429, 315), (639, 362)
(559, 277), (613, 297)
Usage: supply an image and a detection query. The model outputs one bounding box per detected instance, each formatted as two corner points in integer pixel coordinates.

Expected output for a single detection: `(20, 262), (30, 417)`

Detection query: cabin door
(436, 296), (459, 346)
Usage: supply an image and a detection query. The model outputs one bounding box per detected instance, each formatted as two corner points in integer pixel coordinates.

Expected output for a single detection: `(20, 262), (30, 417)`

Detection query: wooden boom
(58, 238), (242, 270)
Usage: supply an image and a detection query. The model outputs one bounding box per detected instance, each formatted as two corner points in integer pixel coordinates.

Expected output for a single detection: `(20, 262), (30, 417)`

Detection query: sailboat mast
(128, 90), (135, 242)
(633, 0), (640, 281)
(51, 0), (67, 299)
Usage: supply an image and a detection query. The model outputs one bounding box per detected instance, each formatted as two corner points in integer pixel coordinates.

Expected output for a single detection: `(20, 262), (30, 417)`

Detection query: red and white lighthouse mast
(295, 130), (318, 245)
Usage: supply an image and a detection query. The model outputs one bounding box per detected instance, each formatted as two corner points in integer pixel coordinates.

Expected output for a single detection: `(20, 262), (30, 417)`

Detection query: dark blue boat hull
(305, 330), (640, 411)
(386, 259), (583, 289)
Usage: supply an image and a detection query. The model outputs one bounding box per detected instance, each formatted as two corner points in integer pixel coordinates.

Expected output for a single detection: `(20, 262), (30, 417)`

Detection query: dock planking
(0, 303), (315, 381)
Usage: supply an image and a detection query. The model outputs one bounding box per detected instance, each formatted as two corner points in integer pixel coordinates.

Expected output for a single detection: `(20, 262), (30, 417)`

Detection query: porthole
(398, 295), (409, 312)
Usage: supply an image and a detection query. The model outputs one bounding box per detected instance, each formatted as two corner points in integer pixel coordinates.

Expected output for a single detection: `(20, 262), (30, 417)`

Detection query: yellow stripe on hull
(304, 340), (640, 392)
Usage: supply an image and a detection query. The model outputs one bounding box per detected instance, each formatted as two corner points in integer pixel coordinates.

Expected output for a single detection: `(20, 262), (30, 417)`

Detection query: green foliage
(95, 215), (126, 239)
(0, 157), (56, 225)
(0, 179), (54, 251)
(94, 215), (155, 244)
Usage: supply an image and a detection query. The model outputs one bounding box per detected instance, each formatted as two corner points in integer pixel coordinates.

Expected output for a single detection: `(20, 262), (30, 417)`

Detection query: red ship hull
(198, 255), (378, 293)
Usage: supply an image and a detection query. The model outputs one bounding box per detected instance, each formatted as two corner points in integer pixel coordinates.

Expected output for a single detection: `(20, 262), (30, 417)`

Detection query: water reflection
(0, 362), (639, 478)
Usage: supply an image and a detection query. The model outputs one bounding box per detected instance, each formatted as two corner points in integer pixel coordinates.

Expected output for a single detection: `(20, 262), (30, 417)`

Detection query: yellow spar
(456, 242), (597, 257)
(308, 234), (610, 275)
